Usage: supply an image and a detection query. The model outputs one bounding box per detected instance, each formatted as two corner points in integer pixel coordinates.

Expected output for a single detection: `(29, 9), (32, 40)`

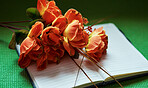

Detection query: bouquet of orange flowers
(16, 0), (108, 71)
(1, 0), (124, 87)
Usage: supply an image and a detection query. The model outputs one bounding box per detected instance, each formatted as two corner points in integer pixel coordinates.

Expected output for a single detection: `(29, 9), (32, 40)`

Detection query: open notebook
(16, 23), (148, 88)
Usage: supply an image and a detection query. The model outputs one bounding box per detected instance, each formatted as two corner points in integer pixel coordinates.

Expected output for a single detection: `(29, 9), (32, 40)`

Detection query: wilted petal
(28, 21), (44, 38)
(83, 17), (88, 24)
(63, 37), (75, 56)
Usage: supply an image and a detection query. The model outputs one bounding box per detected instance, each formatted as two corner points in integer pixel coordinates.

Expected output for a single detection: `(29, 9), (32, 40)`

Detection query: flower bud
(26, 7), (41, 20)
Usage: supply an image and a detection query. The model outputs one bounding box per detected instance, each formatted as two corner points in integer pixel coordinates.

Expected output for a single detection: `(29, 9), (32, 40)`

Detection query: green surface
(0, 0), (148, 88)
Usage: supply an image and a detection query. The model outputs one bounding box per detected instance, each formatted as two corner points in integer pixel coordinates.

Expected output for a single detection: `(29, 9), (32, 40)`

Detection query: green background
(0, 0), (148, 88)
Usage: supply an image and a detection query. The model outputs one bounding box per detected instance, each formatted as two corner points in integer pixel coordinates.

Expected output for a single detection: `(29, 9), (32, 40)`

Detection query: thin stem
(0, 20), (30, 24)
(2, 23), (28, 28)
(0, 24), (15, 32)
(76, 48), (124, 88)
(74, 56), (84, 87)
(0, 24), (23, 30)
(70, 56), (98, 88)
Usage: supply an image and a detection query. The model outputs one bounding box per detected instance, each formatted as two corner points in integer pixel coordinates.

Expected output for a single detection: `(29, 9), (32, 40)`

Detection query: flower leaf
(9, 30), (29, 49)
(26, 7), (41, 20)
(15, 30), (29, 44)
(9, 32), (16, 49)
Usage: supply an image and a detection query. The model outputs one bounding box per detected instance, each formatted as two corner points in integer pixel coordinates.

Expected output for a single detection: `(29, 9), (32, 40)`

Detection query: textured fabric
(0, 0), (148, 88)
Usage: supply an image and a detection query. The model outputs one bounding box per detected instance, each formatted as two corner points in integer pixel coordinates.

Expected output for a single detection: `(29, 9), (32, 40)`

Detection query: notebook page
(91, 23), (148, 79)
(27, 54), (104, 88)
(74, 55), (104, 87)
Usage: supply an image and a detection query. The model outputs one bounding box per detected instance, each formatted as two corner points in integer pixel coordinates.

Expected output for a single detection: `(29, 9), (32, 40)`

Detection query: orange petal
(41, 26), (60, 45)
(48, 32), (60, 45)
(85, 35), (102, 53)
(70, 31), (88, 48)
(63, 37), (75, 56)
(18, 54), (31, 68)
(47, 1), (62, 17)
(64, 9), (83, 25)
(47, 6), (62, 17)
(52, 15), (67, 34)
(48, 0), (56, 7)
(44, 45), (51, 53)
(37, 53), (48, 70)
(28, 40), (43, 61)
(47, 53), (56, 62)
(57, 48), (65, 58)
(42, 9), (57, 25)
(28, 22), (44, 38)
(90, 27), (103, 36)
(37, 0), (48, 15)
(63, 20), (83, 41)
(20, 37), (36, 55)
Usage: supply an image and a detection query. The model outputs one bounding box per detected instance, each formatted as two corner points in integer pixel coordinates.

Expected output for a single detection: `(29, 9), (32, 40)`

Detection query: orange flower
(85, 27), (108, 61)
(63, 20), (88, 48)
(44, 44), (65, 63)
(63, 9), (89, 56)
(37, 0), (62, 24)
(40, 26), (61, 46)
(64, 9), (88, 25)
(40, 26), (65, 62)
(18, 22), (47, 70)
(63, 9), (88, 56)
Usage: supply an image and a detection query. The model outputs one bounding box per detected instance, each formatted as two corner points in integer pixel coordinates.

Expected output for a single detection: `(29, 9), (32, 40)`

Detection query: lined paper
(27, 54), (103, 88)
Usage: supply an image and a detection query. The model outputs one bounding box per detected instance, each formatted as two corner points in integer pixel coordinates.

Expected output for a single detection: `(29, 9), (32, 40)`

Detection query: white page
(89, 23), (148, 79)
(27, 54), (104, 88)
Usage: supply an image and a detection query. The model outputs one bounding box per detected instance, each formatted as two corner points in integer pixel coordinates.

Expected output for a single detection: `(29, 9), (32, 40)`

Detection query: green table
(0, 0), (148, 88)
